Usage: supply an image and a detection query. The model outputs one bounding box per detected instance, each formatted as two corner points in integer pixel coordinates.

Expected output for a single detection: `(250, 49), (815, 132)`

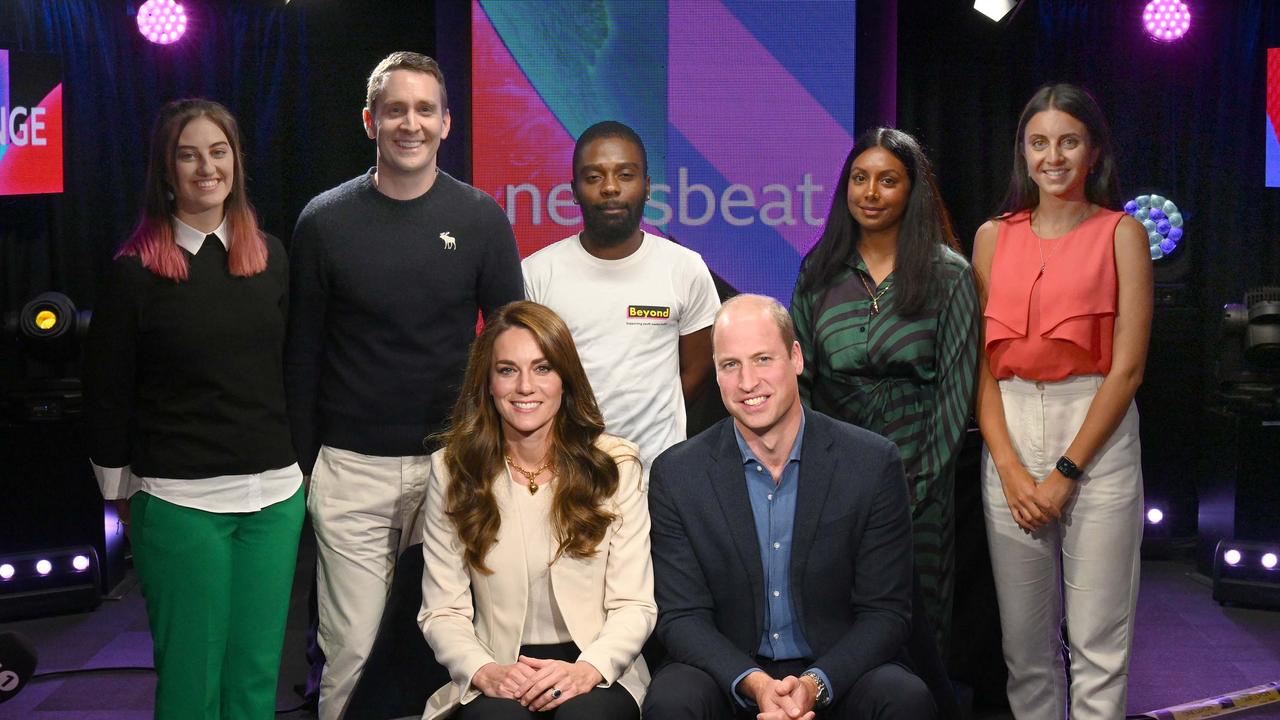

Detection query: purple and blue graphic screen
(472, 0), (856, 303)
(1268, 48), (1280, 187)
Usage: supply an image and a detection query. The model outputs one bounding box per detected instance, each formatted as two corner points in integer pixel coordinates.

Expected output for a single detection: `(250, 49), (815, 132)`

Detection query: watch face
(1057, 456), (1081, 479)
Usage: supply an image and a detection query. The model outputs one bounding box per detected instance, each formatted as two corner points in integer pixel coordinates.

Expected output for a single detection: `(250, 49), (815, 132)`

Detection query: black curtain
(0, 0), (436, 319)
(898, 0), (1280, 538)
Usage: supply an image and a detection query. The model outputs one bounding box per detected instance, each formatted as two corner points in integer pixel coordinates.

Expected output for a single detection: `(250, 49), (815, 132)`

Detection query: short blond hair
(365, 51), (448, 112)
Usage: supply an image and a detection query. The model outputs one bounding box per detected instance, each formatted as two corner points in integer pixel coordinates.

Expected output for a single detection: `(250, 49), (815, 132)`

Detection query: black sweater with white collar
(85, 233), (296, 478)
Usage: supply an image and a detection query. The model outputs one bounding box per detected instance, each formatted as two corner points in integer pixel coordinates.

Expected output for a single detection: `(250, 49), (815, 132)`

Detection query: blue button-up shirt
(735, 418), (811, 661)
(730, 417), (832, 706)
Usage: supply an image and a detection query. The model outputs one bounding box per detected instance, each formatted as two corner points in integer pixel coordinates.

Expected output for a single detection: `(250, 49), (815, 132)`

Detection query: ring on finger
(549, 688), (562, 699)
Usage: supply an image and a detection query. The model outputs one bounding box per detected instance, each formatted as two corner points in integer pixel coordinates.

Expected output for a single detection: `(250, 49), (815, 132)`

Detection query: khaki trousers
(309, 445), (430, 720)
(981, 376), (1143, 720)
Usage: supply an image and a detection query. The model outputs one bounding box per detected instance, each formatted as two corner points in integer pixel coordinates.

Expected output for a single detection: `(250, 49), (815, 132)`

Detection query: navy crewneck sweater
(285, 170), (524, 473)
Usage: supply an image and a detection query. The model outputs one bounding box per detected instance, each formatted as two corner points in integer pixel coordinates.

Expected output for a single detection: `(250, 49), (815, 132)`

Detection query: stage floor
(3, 525), (1279, 720)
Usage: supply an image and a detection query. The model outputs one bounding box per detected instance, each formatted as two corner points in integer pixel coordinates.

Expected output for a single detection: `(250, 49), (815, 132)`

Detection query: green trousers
(131, 487), (303, 720)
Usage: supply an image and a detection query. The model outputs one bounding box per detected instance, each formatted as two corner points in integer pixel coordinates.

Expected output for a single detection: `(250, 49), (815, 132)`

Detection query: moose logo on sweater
(439, 231), (456, 250)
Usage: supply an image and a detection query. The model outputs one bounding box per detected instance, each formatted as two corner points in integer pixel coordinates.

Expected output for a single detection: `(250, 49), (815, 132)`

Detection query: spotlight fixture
(136, 0), (188, 45)
(2, 291), (91, 364)
(0, 547), (102, 621)
(1146, 507), (1164, 524)
(1223, 287), (1280, 368)
(1212, 539), (1280, 608)
(1142, 1), (1191, 43)
(974, 0), (1024, 22)
(1124, 194), (1184, 261)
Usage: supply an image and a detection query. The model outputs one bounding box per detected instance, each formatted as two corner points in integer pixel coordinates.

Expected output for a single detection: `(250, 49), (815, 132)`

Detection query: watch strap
(801, 670), (831, 709)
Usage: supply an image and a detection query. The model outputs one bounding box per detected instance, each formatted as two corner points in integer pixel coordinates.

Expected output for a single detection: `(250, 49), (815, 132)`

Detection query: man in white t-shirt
(523, 121), (720, 468)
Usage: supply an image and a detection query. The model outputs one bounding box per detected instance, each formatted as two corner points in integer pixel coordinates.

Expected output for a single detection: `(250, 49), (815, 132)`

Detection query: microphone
(0, 632), (37, 704)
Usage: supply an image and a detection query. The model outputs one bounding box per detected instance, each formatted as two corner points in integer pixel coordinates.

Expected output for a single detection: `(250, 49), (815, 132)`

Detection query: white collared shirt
(91, 216), (301, 512)
(172, 214), (229, 254)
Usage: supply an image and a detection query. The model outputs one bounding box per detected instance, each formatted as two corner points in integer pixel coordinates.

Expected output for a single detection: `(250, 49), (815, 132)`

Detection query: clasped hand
(472, 656), (603, 711)
(741, 670), (818, 720)
(999, 463), (1075, 533)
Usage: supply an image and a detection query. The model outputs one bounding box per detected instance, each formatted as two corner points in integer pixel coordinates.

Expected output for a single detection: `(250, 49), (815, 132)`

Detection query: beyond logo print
(627, 305), (671, 320)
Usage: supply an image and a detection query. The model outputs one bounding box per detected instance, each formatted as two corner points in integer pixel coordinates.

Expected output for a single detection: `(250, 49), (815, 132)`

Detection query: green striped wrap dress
(790, 246), (980, 651)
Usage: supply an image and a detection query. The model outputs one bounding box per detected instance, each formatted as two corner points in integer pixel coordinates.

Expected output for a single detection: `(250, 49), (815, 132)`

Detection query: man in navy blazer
(643, 294), (933, 719)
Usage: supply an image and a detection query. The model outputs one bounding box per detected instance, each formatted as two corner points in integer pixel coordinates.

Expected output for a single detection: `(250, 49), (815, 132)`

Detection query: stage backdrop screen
(471, 0), (856, 303)
(0, 50), (63, 196)
(1269, 48), (1280, 187)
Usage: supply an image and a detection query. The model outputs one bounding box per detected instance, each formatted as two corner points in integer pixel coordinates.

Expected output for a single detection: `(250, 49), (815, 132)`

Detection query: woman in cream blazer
(418, 301), (655, 720)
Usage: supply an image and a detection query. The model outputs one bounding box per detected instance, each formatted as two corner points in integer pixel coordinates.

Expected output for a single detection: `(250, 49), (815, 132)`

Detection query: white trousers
(981, 376), (1143, 720)
(309, 445), (430, 720)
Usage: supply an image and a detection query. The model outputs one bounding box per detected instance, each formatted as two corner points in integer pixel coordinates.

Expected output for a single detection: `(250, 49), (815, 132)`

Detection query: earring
(166, 188), (175, 202)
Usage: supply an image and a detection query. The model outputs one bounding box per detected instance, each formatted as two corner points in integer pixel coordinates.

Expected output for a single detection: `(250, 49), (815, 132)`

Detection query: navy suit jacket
(648, 407), (913, 702)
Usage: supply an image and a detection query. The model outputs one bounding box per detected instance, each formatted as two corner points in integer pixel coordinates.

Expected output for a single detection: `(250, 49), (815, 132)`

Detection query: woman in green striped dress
(790, 128), (980, 655)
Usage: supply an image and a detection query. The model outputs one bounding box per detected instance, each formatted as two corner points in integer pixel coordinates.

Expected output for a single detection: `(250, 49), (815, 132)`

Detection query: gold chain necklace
(1032, 204), (1091, 276)
(505, 454), (553, 495)
(857, 271), (892, 316)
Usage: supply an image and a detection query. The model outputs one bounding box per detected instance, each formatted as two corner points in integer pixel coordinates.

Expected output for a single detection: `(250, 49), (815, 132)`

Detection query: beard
(582, 200), (645, 246)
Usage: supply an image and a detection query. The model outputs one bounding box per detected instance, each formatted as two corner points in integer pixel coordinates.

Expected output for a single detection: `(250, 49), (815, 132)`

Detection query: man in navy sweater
(285, 51), (523, 720)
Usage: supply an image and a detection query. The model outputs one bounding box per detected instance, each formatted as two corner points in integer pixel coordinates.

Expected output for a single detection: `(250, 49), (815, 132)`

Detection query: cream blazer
(418, 434), (655, 720)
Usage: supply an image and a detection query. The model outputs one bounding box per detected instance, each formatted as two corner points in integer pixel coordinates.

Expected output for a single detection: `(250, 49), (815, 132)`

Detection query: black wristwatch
(1056, 455), (1083, 480)
(801, 670), (831, 709)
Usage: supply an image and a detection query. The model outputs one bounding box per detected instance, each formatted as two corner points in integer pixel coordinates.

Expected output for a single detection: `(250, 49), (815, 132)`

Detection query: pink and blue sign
(0, 50), (63, 196)
(471, 0), (856, 303)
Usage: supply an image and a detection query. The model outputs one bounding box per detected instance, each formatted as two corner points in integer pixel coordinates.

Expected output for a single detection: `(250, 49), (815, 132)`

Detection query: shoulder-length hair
(438, 301), (627, 575)
(117, 98), (267, 281)
(797, 127), (958, 318)
(997, 83), (1122, 216)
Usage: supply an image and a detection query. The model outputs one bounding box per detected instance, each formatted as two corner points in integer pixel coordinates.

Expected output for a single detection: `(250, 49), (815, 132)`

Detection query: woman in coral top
(972, 83), (1152, 719)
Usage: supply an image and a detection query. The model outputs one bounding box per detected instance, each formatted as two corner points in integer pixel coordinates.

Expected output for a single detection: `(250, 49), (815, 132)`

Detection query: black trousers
(641, 658), (935, 720)
(451, 642), (640, 720)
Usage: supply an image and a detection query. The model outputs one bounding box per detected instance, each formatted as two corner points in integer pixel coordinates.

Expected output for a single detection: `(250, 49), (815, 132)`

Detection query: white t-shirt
(523, 233), (720, 467)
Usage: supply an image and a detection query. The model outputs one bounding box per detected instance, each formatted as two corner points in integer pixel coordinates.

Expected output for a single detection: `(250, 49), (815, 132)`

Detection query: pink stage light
(0, 563), (13, 580)
(1224, 548), (1243, 566)
(1142, 1), (1191, 43)
(35, 559), (52, 575)
(1263, 553), (1279, 571)
(137, 0), (189, 46)
(72, 555), (91, 572)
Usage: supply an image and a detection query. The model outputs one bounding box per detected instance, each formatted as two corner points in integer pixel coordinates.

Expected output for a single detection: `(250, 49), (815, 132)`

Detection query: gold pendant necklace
(1032, 203), (1091, 276)
(505, 454), (553, 495)
(857, 271), (892, 316)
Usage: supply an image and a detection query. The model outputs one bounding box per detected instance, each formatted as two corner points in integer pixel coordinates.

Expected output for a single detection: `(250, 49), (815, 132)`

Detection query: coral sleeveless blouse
(985, 209), (1122, 381)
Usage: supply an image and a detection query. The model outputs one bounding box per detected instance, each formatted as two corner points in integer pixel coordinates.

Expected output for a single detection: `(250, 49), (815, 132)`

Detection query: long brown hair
(797, 127), (959, 318)
(439, 301), (629, 574)
(997, 83), (1122, 216)
(117, 98), (266, 281)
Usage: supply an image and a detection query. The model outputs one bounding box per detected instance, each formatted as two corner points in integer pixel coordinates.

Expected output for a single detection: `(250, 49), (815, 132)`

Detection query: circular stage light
(1142, 1), (1191, 43)
(1146, 508), (1164, 524)
(137, 0), (189, 45)
(1124, 194), (1183, 261)
(1263, 553), (1279, 570)
(0, 563), (13, 580)
(1223, 548), (1242, 566)
(35, 559), (52, 575)
(72, 555), (91, 572)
